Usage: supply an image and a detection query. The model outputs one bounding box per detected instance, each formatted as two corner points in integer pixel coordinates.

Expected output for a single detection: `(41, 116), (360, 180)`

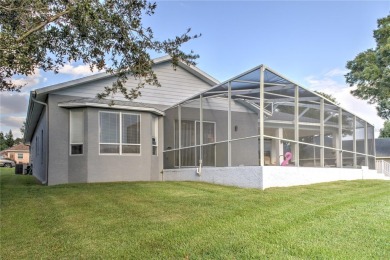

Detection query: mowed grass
(1, 168), (389, 259)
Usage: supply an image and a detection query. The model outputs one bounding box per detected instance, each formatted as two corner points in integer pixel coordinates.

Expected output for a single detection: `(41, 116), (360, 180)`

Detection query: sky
(1, 0), (389, 138)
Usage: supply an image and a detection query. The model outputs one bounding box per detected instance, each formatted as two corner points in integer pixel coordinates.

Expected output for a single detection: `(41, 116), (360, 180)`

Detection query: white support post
(178, 105), (181, 168)
(294, 84), (299, 166)
(199, 95), (203, 166)
(364, 122), (368, 167)
(228, 82), (232, 167)
(338, 107), (343, 168)
(259, 66), (265, 166)
(353, 116), (357, 168)
(320, 98), (324, 167)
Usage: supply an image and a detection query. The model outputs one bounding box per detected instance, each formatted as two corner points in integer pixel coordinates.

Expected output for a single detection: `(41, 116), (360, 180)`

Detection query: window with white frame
(18, 153), (23, 159)
(70, 110), (84, 155)
(152, 115), (158, 155)
(99, 111), (140, 154)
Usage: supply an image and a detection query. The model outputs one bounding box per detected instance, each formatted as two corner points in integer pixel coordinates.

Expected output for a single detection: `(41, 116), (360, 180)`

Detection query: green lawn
(1, 168), (389, 259)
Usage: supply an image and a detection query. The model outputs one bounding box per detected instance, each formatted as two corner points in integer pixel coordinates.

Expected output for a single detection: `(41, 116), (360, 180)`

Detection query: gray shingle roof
(58, 98), (169, 111)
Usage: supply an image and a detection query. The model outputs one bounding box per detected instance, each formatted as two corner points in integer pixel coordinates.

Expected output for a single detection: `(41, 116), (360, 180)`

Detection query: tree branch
(16, 9), (71, 43)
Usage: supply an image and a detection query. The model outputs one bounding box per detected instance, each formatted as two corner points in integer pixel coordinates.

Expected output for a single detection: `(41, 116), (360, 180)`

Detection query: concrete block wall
(163, 166), (387, 189)
(163, 167), (263, 189)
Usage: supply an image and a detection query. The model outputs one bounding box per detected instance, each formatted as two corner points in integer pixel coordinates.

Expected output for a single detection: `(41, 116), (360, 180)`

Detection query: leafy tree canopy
(379, 120), (390, 138)
(0, 132), (7, 151)
(0, 0), (200, 100)
(4, 130), (14, 148)
(345, 14), (390, 120)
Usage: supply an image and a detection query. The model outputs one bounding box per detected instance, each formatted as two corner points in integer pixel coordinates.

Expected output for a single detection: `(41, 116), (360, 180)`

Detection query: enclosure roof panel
(375, 138), (390, 157)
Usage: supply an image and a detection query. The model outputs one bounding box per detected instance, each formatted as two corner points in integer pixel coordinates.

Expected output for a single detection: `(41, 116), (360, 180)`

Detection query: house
(24, 56), (219, 185)
(25, 57), (385, 188)
(0, 144), (30, 164)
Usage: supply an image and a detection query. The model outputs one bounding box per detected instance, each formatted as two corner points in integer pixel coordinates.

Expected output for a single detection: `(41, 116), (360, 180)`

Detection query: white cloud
(0, 92), (29, 114)
(58, 63), (100, 77)
(0, 116), (25, 138)
(324, 68), (348, 77)
(304, 68), (385, 137)
(12, 69), (42, 91)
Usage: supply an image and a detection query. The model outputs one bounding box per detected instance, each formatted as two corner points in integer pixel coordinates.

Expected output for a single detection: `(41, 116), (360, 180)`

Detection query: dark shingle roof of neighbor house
(375, 138), (390, 158)
(4, 144), (29, 152)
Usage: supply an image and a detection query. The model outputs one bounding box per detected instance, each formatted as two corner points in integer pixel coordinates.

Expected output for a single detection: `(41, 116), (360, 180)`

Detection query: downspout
(31, 92), (49, 185)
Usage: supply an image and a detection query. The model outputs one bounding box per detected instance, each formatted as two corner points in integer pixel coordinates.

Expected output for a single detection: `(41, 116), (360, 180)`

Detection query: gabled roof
(34, 56), (219, 96)
(1, 143), (29, 152)
(24, 56), (219, 142)
(375, 138), (390, 158)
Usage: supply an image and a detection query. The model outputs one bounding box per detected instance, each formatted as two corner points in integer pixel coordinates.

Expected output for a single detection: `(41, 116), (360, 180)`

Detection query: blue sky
(1, 0), (389, 138)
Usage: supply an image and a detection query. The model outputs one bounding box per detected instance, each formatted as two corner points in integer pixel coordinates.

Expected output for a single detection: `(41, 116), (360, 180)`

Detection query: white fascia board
(34, 56), (172, 95)
(35, 56), (219, 95)
(58, 102), (165, 116)
(35, 72), (112, 95)
(178, 62), (220, 86)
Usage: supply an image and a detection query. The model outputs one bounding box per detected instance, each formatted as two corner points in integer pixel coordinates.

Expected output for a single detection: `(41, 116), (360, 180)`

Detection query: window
(70, 110), (84, 155)
(99, 112), (140, 154)
(18, 153), (23, 159)
(152, 116), (158, 155)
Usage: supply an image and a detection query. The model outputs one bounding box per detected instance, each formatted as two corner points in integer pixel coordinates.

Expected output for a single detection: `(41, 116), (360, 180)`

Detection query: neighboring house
(0, 144), (30, 164)
(24, 56), (219, 185)
(375, 138), (390, 163)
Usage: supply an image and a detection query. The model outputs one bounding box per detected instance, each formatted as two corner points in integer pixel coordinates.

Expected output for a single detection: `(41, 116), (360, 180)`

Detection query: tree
(345, 15), (390, 120)
(4, 130), (14, 148)
(20, 121), (26, 137)
(0, 0), (200, 100)
(14, 137), (23, 145)
(379, 121), (390, 138)
(0, 132), (7, 151)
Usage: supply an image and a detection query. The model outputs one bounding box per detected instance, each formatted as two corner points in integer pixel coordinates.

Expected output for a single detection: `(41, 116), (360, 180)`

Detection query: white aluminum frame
(69, 110), (84, 156)
(164, 64), (376, 170)
(98, 111), (141, 156)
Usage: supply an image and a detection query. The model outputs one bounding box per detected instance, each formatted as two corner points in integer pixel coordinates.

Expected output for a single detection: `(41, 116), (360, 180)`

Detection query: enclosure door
(174, 120), (216, 167)
(196, 121), (216, 167)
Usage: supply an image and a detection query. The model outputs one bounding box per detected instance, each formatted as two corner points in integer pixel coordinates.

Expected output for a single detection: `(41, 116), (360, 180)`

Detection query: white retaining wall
(163, 166), (386, 189)
(262, 166), (383, 189)
(162, 167), (263, 189)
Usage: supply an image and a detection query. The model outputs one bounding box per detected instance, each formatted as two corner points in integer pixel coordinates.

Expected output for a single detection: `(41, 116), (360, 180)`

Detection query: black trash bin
(15, 164), (23, 175)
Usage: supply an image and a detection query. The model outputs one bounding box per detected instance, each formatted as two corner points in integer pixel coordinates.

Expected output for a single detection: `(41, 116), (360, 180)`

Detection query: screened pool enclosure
(163, 65), (375, 170)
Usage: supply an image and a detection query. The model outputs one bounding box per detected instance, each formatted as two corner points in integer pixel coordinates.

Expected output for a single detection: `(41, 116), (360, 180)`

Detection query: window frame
(18, 153), (23, 159)
(152, 115), (158, 156)
(69, 110), (84, 156)
(98, 111), (141, 156)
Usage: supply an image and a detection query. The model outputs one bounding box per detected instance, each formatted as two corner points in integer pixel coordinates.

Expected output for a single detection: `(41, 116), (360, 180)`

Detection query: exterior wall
(163, 166), (387, 189)
(377, 157), (390, 164)
(48, 94), (70, 185)
(45, 94), (164, 185)
(54, 62), (213, 107)
(30, 108), (48, 183)
(261, 166), (385, 189)
(3, 151), (30, 164)
(163, 167), (263, 189)
(86, 108), (163, 183)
